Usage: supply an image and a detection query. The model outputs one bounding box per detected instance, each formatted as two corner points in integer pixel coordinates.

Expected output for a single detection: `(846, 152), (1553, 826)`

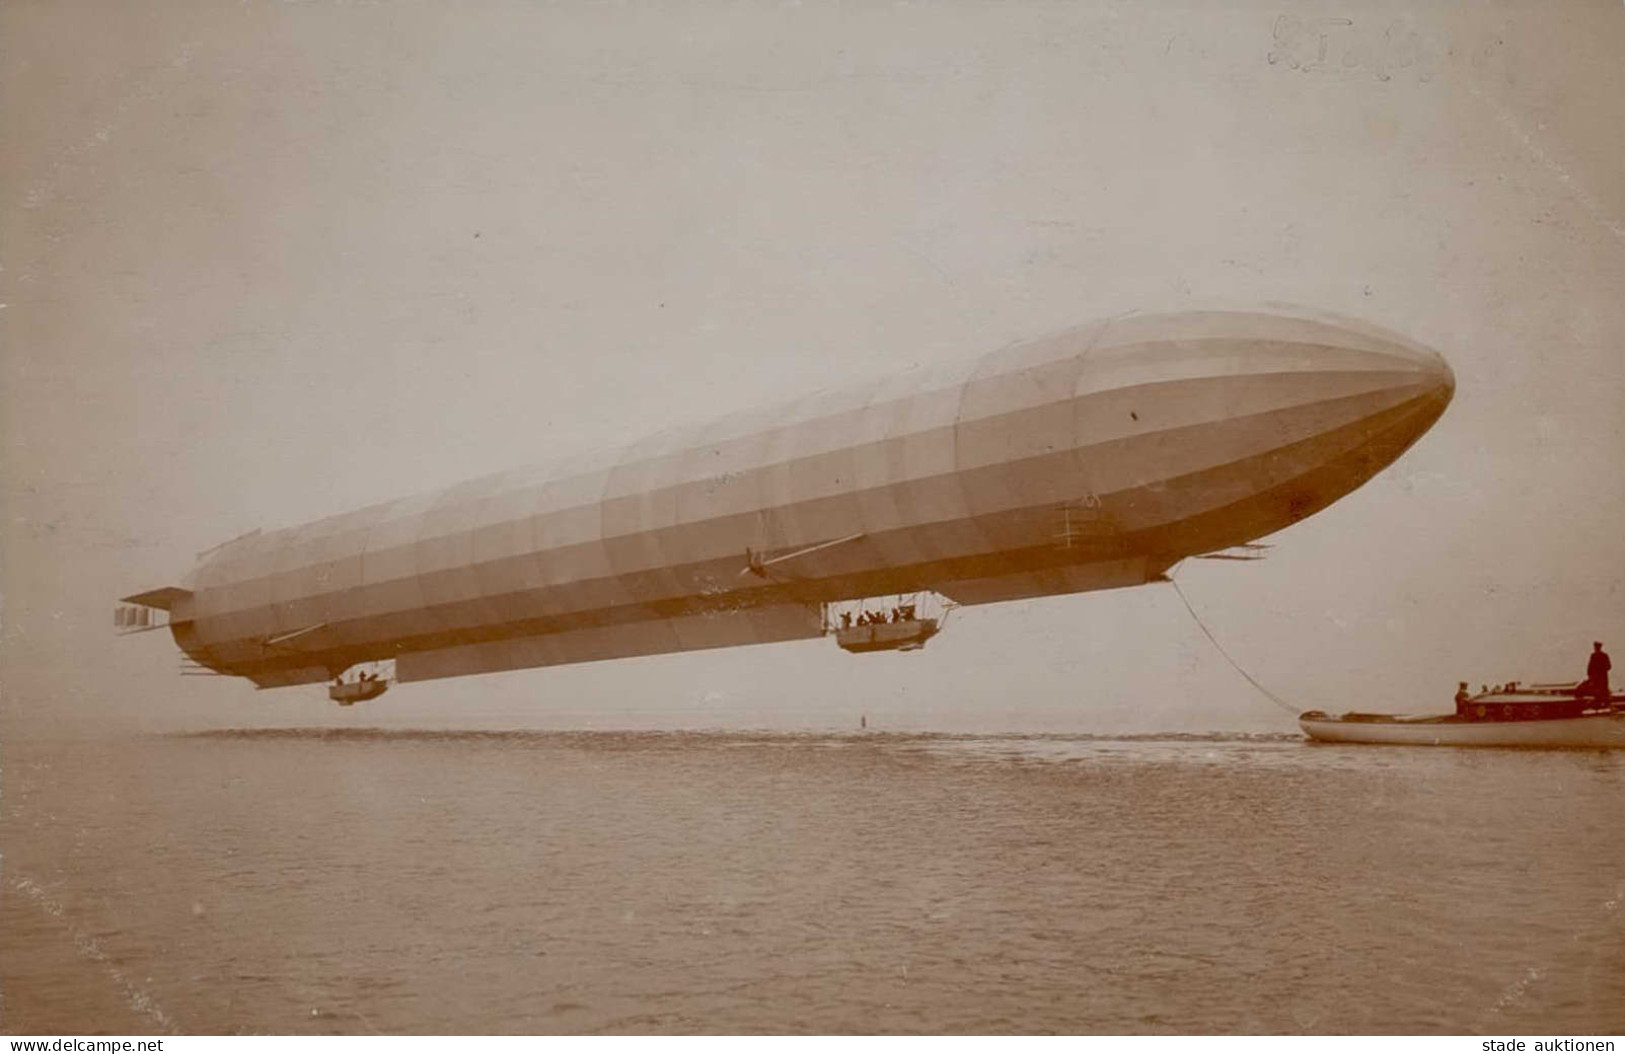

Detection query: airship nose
(1077, 310), (1457, 557)
(1205, 315), (1455, 543)
(1419, 352), (1454, 422)
(1350, 324), (1456, 431)
(1422, 347), (1455, 403)
(1359, 328), (1455, 402)
(1430, 351), (1456, 400)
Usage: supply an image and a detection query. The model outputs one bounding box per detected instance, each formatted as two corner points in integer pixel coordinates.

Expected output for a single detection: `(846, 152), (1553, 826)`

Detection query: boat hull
(1299, 711), (1625, 748)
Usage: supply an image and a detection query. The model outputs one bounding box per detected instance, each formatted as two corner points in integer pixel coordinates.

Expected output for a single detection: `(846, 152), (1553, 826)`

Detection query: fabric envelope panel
(601, 453), (686, 604)
(745, 386), (882, 574)
(955, 366), (1091, 527)
(658, 457), (755, 598)
(1086, 311), (1353, 358)
(204, 537), (280, 650)
(964, 322), (1105, 418)
(529, 459), (632, 615)
(848, 383), (922, 569)
(1199, 387), (1444, 523)
(531, 512), (629, 613)
(356, 489), (444, 636)
(261, 520), (333, 649)
(412, 477), (511, 635)
(752, 422), (800, 553)
(776, 421), (865, 572)
(1093, 311), (1443, 371)
(305, 503), (396, 646)
(893, 386), (977, 563)
(1080, 334), (1410, 400)
(891, 357), (992, 565)
(1088, 380), (1432, 520)
(186, 537), (251, 626)
(468, 477), (558, 625)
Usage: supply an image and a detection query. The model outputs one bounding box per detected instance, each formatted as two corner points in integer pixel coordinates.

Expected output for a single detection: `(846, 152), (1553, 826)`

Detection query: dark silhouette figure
(1585, 641), (1611, 701)
(1454, 682), (1471, 717)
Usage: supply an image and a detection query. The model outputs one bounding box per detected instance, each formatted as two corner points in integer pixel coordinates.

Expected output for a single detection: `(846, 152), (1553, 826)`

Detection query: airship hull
(140, 310), (1453, 688)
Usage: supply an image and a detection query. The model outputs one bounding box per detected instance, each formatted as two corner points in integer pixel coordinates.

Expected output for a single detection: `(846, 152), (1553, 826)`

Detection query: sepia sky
(3, 0), (1622, 739)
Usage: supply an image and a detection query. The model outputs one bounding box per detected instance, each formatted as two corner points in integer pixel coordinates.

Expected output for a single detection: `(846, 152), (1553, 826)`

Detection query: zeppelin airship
(119, 310), (1454, 702)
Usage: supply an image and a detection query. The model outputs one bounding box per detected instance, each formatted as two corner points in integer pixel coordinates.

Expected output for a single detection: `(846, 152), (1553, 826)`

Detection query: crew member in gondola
(1585, 641), (1611, 701)
(1454, 682), (1471, 716)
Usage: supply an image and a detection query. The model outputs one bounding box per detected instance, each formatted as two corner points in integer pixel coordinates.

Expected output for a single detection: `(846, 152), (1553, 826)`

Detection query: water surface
(3, 729), (1621, 1034)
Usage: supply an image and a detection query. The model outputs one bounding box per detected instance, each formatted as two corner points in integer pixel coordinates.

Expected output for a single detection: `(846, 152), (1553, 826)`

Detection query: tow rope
(1169, 576), (1300, 716)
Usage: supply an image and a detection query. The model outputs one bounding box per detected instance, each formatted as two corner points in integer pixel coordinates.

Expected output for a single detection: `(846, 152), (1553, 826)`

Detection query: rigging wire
(1168, 574), (1301, 716)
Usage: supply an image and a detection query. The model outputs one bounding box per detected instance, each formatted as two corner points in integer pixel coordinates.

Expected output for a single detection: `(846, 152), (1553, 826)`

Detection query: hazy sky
(4, 0), (1622, 739)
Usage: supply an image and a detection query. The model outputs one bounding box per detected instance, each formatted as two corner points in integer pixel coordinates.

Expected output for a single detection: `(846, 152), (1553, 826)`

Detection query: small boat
(835, 617), (941, 654)
(1300, 684), (1625, 747)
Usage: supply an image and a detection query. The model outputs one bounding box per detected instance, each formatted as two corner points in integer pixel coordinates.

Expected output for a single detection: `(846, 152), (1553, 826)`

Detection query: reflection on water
(3, 728), (1622, 1034)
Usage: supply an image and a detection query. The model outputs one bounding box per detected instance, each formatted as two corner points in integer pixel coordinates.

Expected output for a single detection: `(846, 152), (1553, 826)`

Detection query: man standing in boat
(1585, 641), (1611, 702)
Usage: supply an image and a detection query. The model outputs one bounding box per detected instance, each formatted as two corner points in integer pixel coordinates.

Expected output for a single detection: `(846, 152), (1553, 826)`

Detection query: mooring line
(1169, 577), (1301, 716)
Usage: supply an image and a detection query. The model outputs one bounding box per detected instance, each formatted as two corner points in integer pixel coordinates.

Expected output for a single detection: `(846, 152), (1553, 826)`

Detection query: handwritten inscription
(1268, 16), (1442, 80)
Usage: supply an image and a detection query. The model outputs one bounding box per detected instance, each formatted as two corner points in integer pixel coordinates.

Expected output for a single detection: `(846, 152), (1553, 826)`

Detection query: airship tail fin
(115, 586), (192, 635)
(119, 586), (192, 611)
